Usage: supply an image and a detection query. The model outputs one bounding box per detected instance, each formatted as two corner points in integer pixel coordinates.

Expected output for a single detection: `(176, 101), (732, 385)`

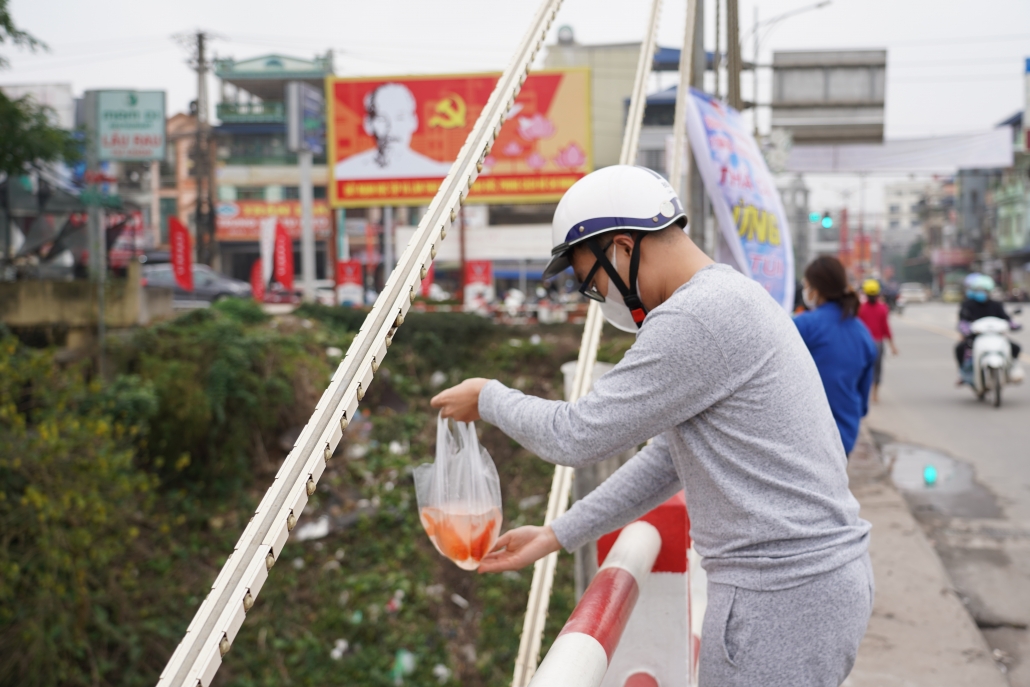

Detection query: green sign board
(96, 90), (166, 162)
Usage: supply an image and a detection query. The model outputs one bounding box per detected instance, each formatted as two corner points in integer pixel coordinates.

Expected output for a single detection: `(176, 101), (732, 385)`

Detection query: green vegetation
(0, 304), (628, 686)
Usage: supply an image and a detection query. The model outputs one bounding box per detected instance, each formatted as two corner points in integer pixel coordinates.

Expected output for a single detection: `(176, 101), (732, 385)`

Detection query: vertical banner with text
(274, 221), (295, 291)
(684, 88), (794, 311)
(250, 259), (266, 302)
(169, 217), (193, 292)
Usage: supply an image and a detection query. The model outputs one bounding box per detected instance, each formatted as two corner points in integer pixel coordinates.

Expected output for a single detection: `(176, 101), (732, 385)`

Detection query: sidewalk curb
(844, 423), (1007, 687)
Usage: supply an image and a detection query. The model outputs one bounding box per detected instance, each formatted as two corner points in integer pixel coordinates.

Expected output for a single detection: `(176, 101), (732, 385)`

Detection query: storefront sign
(95, 90), (166, 161)
(327, 69), (591, 207)
(215, 200), (332, 241)
(684, 88), (794, 311)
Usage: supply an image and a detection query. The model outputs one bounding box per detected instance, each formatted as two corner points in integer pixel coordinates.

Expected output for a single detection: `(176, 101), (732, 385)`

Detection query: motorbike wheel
(991, 367), (1002, 408)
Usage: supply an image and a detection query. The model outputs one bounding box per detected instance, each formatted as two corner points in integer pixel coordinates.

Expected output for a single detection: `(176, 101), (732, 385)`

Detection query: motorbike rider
(431, 165), (873, 687)
(955, 273), (1023, 382)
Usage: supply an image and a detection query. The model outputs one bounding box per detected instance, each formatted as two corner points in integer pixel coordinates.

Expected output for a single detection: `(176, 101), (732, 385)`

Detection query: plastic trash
(415, 415), (502, 570)
(389, 649), (417, 685)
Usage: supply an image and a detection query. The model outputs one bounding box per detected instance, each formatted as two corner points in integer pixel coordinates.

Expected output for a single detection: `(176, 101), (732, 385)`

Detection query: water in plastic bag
(414, 415), (502, 570)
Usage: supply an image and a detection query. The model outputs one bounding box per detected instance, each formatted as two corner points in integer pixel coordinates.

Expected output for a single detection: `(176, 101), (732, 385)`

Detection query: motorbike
(960, 315), (1023, 408)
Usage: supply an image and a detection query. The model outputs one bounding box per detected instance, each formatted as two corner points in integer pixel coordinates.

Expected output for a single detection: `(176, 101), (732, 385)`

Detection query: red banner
(336, 259), (362, 286)
(250, 258), (265, 302)
(169, 216), (193, 291)
(465, 260), (492, 285)
(421, 262), (435, 297)
(274, 221), (294, 291)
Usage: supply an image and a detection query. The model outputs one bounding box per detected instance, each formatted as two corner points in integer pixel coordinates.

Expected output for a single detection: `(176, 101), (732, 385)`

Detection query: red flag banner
(273, 221), (294, 291)
(250, 258), (266, 302)
(464, 260), (492, 285)
(336, 259), (362, 286)
(169, 216), (193, 291)
(420, 262), (435, 297)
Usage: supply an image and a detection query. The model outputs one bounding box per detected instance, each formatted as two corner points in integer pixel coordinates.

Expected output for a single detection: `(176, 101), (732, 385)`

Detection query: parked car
(898, 282), (929, 304)
(142, 263), (252, 302)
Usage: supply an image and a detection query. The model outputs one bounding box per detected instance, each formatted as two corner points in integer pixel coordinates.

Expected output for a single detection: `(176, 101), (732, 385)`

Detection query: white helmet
(544, 165), (687, 330)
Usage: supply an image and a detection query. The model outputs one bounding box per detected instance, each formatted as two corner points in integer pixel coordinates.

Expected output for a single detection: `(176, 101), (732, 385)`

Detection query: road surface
(865, 301), (1030, 686)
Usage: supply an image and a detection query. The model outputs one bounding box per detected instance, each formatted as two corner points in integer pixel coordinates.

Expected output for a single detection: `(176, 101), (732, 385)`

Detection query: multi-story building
(213, 53), (336, 281)
(882, 180), (927, 237)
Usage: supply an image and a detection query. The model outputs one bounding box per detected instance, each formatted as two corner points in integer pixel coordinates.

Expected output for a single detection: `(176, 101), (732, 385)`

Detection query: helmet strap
(586, 234), (649, 327)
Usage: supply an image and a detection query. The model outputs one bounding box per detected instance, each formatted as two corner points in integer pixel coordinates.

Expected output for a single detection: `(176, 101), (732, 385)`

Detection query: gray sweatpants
(699, 553), (874, 687)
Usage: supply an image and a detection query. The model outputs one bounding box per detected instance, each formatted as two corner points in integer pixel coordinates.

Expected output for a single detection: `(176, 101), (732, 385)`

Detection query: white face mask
(802, 287), (818, 310)
(599, 245), (641, 333)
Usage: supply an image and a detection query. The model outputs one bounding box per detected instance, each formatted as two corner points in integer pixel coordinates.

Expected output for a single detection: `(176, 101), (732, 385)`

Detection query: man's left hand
(431, 378), (490, 422)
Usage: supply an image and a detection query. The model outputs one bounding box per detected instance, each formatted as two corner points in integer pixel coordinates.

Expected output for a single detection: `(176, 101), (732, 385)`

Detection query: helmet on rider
(544, 165), (687, 332)
(965, 273), (995, 303)
(861, 279), (881, 296)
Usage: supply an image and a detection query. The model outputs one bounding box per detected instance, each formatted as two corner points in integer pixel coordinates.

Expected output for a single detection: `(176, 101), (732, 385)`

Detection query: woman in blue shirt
(794, 256), (878, 455)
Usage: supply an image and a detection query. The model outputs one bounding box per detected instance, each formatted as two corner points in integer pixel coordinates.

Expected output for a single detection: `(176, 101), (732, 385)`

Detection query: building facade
(213, 53), (335, 281)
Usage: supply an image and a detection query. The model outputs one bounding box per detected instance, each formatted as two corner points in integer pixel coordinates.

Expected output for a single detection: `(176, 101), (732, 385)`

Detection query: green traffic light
(809, 212), (820, 223)
(821, 215), (834, 229)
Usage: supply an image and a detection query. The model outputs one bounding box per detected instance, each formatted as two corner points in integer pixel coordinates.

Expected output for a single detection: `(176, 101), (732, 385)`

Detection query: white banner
(684, 88), (794, 311)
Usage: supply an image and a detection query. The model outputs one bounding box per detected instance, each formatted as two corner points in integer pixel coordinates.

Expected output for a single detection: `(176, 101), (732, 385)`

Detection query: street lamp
(743, 0), (832, 135)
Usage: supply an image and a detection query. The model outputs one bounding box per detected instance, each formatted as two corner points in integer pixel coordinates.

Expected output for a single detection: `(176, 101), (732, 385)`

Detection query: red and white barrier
(529, 494), (694, 687)
(528, 521), (661, 687)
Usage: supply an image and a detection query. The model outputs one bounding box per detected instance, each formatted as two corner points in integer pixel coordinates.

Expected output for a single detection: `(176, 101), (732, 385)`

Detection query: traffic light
(808, 212), (820, 223)
(821, 212), (834, 229)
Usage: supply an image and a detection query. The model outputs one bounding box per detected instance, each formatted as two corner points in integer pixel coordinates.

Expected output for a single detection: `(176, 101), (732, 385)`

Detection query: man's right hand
(478, 525), (561, 574)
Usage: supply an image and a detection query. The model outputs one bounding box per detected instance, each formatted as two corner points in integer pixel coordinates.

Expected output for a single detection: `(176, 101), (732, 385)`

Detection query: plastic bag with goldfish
(414, 415), (502, 570)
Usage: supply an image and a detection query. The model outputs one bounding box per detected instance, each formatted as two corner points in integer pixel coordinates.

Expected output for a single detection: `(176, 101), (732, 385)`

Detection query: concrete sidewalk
(844, 424), (1007, 687)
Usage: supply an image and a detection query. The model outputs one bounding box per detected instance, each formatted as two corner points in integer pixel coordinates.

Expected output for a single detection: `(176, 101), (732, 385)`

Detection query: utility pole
(688, 0), (706, 252)
(713, 0), (721, 99)
(726, 0), (742, 110)
(182, 30), (216, 266)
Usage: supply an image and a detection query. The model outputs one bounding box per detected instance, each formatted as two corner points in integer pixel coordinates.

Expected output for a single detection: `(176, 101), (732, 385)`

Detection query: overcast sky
(5, 0), (1029, 217)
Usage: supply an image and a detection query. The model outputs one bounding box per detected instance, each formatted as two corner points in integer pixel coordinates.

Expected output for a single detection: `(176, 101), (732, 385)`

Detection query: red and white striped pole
(528, 494), (694, 687)
(596, 493), (693, 687)
(528, 521), (661, 687)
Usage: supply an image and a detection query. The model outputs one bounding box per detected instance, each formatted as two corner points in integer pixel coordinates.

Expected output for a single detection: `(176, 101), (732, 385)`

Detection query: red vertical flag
(420, 262), (435, 297)
(169, 216), (193, 291)
(250, 258), (265, 302)
(273, 220), (294, 291)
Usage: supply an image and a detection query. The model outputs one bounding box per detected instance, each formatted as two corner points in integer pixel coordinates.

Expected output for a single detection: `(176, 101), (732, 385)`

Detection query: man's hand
(890, 341), (899, 356)
(430, 378), (490, 422)
(478, 525), (562, 574)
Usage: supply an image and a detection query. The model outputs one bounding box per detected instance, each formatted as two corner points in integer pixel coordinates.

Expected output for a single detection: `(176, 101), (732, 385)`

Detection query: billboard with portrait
(327, 68), (591, 207)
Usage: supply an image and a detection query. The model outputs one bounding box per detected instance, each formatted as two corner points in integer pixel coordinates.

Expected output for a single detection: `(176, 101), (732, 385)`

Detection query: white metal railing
(156, 1), (564, 683)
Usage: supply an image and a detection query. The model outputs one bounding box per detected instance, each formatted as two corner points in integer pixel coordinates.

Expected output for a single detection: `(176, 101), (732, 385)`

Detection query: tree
(0, 0), (79, 175)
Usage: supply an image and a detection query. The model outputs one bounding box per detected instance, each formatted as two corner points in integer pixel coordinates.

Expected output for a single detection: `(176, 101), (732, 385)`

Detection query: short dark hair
(804, 256), (859, 318)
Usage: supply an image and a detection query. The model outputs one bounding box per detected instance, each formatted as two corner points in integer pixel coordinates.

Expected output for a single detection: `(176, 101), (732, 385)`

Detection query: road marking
(898, 318), (1030, 363)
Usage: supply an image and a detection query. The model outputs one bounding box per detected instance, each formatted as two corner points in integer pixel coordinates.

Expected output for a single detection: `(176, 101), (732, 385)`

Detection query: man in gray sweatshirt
(431, 165), (872, 687)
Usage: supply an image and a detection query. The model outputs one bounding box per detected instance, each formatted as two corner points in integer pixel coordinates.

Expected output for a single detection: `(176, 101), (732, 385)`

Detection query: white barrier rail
(155, 1), (564, 684)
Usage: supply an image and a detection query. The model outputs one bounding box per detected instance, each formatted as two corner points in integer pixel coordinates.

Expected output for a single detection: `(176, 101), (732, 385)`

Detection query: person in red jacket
(857, 279), (898, 403)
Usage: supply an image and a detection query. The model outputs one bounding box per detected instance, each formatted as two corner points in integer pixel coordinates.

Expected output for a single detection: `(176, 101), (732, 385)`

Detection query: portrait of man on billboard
(333, 83), (454, 180)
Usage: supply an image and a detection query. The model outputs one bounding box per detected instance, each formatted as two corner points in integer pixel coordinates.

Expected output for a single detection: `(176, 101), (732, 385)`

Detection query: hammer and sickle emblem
(428, 93), (467, 129)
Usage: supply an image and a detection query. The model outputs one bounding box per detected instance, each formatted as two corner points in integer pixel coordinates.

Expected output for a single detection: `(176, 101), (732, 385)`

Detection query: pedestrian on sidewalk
(793, 257), (878, 456)
(432, 166), (873, 687)
(857, 279), (898, 403)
